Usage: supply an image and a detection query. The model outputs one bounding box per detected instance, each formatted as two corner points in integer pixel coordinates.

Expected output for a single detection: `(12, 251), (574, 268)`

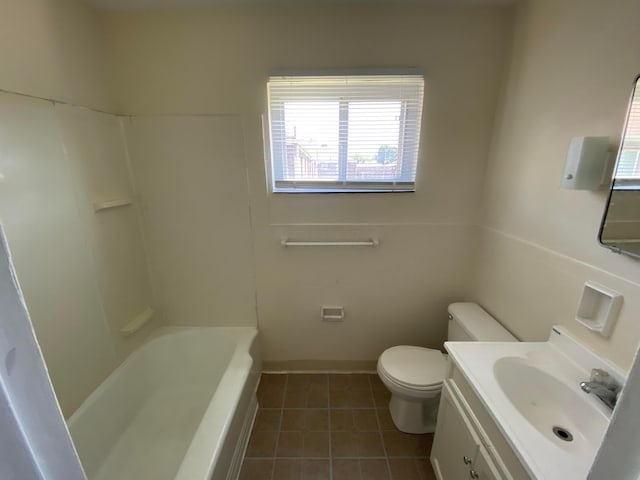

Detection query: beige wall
(124, 115), (257, 328)
(0, 0), (112, 110)
(0, 0), (156, 415)
(3, 0), (639, 413)
(104, 5), (514, 366)
(5, 0), (639, 400)
(474, 0), (640, 370)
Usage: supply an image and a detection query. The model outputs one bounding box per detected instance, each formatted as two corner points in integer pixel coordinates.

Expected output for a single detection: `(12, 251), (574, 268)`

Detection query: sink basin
(445, 328), (624, 480)
(493, 356), (608, 448)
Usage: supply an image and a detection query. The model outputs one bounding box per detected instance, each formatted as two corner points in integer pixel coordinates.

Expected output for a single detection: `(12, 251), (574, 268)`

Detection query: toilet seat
(378, 346), (446, 391)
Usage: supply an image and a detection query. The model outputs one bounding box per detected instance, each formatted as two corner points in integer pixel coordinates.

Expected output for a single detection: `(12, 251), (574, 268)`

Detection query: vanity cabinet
(432, 383), (501, 479)
(431, 363), (531, 480)
(472, 446), (503, 480)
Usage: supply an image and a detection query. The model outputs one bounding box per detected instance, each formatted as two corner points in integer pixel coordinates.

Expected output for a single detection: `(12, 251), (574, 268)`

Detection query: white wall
(0, 93), (116, 416)
(474, 0), (640, 370)
(104, 4), (515, 367)
(57, 106), (157, 362)
(0, 94), (158, 416)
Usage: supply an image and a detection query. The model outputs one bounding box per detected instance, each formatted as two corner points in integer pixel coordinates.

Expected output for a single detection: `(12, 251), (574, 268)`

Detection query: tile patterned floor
(240, 373), (437, 480)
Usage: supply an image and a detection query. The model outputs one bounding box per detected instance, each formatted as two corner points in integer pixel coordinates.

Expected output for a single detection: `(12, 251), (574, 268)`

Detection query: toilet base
(388, 393), (441, 434)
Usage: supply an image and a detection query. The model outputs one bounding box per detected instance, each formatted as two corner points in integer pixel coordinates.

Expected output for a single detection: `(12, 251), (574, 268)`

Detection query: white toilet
(377, 302), (517, 434)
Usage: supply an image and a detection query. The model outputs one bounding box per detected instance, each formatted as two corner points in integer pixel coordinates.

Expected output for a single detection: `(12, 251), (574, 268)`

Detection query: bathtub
(67, 326), (260, 480)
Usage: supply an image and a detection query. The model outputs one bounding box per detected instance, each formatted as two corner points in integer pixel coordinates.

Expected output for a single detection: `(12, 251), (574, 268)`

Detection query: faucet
(580, 368), (621, 410)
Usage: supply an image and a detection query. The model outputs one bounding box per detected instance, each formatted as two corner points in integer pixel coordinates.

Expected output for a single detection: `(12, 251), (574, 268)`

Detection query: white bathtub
(67, 326), (260, 480)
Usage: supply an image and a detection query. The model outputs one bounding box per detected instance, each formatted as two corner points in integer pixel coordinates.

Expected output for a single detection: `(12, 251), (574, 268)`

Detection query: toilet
(377, 302), (517, 434)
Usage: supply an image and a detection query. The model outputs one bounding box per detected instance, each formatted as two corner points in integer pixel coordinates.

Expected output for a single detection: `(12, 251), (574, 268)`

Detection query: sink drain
(552, 426), (573, 442)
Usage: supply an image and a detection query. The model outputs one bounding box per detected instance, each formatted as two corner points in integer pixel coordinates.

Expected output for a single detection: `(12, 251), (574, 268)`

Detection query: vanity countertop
(445, 327), (623, 480)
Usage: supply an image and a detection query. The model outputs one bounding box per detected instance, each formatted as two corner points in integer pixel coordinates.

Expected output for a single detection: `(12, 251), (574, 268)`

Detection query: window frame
(266, 70), (424, 194)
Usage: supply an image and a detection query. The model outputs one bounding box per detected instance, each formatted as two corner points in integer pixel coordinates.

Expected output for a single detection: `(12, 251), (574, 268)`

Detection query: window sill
(272, 188), (415, 194)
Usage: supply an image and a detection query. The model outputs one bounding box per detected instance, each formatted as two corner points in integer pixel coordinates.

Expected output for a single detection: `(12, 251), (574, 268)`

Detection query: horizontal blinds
(616, 83), (640, 179)
(268, 73), (424, 192)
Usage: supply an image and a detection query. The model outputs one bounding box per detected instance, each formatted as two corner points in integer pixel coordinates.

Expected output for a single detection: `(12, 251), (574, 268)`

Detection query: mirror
(599, 75), (640, 258)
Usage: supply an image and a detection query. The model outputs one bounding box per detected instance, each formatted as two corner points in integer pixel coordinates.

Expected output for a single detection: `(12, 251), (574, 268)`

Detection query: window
(267, 71), (424, 193)
(614, 85), (640, 189)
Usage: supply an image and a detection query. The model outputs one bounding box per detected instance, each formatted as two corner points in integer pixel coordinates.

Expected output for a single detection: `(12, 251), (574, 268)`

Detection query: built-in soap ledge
(93, 198), (132, 212)
(121, 307), (154, 337)
(575, 281), (623, 337)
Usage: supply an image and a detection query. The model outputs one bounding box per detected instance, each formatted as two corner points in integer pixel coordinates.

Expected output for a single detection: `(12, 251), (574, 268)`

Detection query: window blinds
(267, 72), (424, 192)
(616, 85), (640, 180)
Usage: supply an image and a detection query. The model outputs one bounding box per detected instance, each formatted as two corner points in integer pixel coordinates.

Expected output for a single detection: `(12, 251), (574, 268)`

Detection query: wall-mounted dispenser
(561, 136), (609, 190)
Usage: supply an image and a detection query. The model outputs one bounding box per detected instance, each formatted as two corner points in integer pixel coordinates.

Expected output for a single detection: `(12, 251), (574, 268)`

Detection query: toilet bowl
(377, 346), (446, 434)
(377, 302), (517, 434)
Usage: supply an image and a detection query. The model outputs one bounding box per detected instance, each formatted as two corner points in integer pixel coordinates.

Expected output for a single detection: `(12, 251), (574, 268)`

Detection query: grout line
(262, 406), (393, 411)
(371, 374), (394, 480)
(327, 374), (333, 480)
(263, 406), (386, 411)
(247, 374), (434, 479)
(269, 374), (287, 480)
(262, 370), (377, 374)
(362, 375), (378, 480)
(248, 456), (427, 460)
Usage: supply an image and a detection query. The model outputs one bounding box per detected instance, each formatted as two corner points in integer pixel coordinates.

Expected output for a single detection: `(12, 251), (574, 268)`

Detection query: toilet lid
(379, 346), (446, 389)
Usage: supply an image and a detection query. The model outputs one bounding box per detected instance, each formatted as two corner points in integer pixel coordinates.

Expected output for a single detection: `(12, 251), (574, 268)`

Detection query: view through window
(615, 84), (640, 186)
(268, 73), (424, 192)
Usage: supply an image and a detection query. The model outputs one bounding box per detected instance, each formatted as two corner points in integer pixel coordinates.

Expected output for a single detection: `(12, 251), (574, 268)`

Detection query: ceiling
(85, 0), (515, 11)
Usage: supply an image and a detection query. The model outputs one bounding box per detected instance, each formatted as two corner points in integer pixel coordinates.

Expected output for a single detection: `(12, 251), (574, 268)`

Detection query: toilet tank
(447, 303), (517, 342)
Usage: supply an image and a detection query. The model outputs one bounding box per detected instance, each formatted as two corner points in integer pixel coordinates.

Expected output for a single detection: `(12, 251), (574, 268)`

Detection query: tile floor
(240, 373), (437, 480)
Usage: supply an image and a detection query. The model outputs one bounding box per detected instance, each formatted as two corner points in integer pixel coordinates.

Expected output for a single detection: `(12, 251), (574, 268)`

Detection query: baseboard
(262, 360), (377, 372)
